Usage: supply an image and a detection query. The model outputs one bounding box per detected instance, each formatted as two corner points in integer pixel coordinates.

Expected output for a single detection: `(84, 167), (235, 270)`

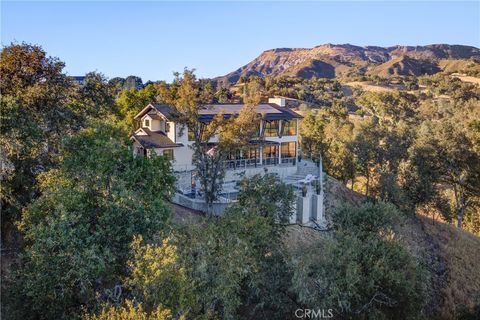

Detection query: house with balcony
(130, 97), (302, 177)
(130, 97), (325, 224)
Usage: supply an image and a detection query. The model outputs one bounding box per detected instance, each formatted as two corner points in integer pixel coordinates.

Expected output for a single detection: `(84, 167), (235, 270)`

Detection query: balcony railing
(224, 158), (261, 170)
(281, 157), (296, 165)
(262, 157), (278, 166)
(223, 156), (296, 170)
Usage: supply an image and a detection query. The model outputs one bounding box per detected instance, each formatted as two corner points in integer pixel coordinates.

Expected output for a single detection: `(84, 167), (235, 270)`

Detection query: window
(244, 147), (260, 166)
(281, 142), (296, 160)
(262, 145), (278, 165)
(144, 119), (150, 127)
(165, 122), (170, 133)
(163, 149), (174, 161)
(245, 147), (260, 160)
(188, 128), (195, 141)
(264, 120), (279, 137)
(227, 150), (241, 160)
(282, 120), (297, 136)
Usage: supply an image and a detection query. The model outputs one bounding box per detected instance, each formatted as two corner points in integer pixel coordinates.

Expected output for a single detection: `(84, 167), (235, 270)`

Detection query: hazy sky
(2, 1), (479, 82)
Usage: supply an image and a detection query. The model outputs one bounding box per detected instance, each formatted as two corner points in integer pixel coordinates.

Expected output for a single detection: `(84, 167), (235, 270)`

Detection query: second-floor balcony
(223, 156), (296, 170)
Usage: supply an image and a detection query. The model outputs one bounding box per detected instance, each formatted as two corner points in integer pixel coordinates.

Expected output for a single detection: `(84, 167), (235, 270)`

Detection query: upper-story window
(282, 120), (297, 136)
(264, 120), (279, 137)
(163, 149), (174, 161)
(165, 122), (170, 133)
(144, 119), (150, 127)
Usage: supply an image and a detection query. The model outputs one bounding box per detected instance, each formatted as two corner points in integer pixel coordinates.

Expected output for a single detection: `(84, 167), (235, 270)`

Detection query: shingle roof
(196, 103), (302, 122)
(151, 104), (173, 118)
(145, 113), (162, 120)
(134, 102), (302, 123)
(131, 128), (182, 149)
(134, 103), (173, 120)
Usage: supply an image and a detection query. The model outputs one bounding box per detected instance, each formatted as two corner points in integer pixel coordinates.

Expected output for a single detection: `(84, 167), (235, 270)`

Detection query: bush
(291, 202), (425, 319)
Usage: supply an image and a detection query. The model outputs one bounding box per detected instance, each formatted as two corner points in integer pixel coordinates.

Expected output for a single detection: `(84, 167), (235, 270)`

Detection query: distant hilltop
(216, 44), (480, 83)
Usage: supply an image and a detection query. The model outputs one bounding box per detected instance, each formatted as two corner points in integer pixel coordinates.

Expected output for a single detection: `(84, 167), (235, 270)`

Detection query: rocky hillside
(217, 44), (480, 83)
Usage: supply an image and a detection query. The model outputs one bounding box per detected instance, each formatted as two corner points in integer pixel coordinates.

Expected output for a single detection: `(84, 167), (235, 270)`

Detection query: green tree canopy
(7, 123), (175, 319)
(0, 43), (83, 221)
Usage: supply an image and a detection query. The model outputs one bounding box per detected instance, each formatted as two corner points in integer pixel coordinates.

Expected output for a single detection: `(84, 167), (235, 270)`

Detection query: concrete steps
(297, 160), (320, 176)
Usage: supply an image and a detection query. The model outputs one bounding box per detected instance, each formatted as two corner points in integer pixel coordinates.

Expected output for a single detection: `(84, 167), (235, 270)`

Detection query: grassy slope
(320, 177), (480, 318)
(439, 59), (480, 74)
(418, 216), (480, 318)
(367, 56), (441, 77)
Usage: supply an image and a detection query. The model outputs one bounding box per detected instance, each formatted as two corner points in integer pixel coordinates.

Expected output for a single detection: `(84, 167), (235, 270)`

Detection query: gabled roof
(133, 102), (303, 123)
(134, 103), (173, 120)
(144, 113), (162, 120)
(131, 128), (182, 149)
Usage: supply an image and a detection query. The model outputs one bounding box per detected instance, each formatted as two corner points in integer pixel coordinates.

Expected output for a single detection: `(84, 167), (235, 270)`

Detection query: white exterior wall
(170, 147), (195, 171)
(171, 124), (195, 171)
(167, 119), (300, 174)
(141, 114), (162, 131)
(166, 122), (176, 142)
(152, 120), (162, 132)
(175, 124), (190, 145)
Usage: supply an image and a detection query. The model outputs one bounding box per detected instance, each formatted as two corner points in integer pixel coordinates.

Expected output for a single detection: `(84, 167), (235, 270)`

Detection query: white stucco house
(130, 97), (325, 224)
(130, 97), (302, 177)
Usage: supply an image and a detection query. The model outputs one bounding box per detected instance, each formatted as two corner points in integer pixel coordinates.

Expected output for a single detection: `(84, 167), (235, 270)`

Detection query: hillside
(367, 56), (441, 77)
(284, 177), (480, 318)
(216, 44), (480, 83)
(171, 175), (480, 318)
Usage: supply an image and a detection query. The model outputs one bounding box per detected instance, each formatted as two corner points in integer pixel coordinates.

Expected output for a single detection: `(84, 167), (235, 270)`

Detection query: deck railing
(223, 157), (296, 170)
(281, 157), (296, 165)
(224, 158), (261, 170)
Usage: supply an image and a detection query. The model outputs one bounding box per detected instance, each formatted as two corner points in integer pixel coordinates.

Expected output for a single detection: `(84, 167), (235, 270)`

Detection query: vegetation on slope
(367, 56), (441, 77)
(320, 177), (480, 319)
(2, 43), (479, 320)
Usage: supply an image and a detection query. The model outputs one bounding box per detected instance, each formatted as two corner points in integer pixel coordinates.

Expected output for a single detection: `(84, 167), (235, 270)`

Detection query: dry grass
(170, 203), (205, 225)
(342, 81), (400, 94)
(439, 59), (480, 74)
(450, 73), (480, 85)
(419, 215), (480, 318)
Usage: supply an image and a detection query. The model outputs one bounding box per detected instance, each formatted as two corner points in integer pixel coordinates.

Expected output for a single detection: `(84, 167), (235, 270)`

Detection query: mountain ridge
(216, 43), (480, 83)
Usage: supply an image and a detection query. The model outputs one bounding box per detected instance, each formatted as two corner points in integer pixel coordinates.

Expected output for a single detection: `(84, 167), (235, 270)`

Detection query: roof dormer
(141, 113), (160, 131)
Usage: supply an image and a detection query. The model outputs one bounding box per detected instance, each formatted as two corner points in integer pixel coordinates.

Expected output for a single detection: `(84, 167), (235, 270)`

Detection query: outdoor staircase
(283, 160), (321, 186)
(297, 160), (320, 176)
(285, 159), (327, 226)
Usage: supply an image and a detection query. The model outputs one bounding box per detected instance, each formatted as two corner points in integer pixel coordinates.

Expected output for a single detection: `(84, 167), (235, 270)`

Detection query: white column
(297, 194), (311, 224)
(259, 146), (263, 165)
(278, 144), (282, 165)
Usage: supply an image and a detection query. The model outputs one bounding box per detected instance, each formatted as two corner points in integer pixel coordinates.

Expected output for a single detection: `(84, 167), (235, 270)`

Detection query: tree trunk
(456, 192), (466, 229)
(457, 207), (464, 229)
(365, 170), (370, 197)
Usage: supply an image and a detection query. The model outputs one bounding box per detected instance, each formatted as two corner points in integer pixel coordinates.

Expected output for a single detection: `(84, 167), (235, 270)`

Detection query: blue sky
(2, 1), (479, 82)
